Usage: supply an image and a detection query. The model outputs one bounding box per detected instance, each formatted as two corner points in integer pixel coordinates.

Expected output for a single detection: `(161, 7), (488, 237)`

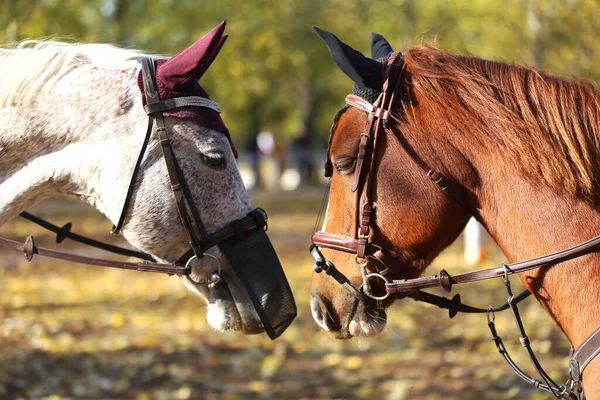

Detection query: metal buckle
(354, 254), (368, 268)
(427, 170), (443, 184)
(357, 229), (371, 240)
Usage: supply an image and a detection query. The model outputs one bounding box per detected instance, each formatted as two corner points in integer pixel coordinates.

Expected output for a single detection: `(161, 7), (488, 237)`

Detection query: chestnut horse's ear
(313, 26), (383, 91)
(158, 20), (228, 91)
(370, 32), (394, 60)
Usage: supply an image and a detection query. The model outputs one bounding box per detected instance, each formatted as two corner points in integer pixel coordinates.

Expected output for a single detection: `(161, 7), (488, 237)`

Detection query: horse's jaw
(180, 266), (265, 335)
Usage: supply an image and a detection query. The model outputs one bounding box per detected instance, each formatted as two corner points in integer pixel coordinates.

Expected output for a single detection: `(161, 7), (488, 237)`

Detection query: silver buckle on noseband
(185, 253), (222, 287)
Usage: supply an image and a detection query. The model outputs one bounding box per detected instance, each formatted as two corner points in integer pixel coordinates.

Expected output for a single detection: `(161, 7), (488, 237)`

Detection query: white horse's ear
(158, 20), (228, 91)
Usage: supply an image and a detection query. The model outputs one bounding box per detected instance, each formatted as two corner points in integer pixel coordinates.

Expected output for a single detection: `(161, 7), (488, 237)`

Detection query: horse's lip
(187, 249), (267, 335)
(348, 302), (387, 338)
(218, 270), (265, 335)
(329, 293), (360, 339)
(219, 283), (243, 331)
(329, 329), (354, 340)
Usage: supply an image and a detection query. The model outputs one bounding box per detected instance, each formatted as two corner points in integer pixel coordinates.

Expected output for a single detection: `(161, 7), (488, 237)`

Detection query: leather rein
(310, 53), (599, 399)
(0, 56), (267, 284)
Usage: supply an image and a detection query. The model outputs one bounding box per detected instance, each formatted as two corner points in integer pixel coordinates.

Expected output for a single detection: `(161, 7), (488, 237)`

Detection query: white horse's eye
(202, 152), (226, 169)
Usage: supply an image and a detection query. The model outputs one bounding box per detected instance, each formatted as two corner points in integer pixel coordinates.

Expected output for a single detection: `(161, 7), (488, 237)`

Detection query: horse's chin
(206, 300), (242, 331)
(181, 275), (263, 334)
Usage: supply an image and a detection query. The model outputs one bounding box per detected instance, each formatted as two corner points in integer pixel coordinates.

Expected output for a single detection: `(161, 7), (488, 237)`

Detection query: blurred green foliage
(2, 0), (599, 147)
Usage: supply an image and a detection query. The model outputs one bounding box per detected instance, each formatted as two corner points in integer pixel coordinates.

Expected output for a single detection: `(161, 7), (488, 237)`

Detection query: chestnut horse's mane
(398, 45), (600, 203)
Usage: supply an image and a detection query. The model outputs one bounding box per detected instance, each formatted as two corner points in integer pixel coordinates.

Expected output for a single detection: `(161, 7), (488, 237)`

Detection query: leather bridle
(0, 56), (268, 283)
(113, 56), (260, 273)
(311, 53), (467, 301)
(310, 52), (600, 399)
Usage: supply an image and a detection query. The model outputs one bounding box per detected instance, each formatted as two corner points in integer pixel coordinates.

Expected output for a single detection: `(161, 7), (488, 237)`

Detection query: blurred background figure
(280, 129), (313, 191)
(463, 218), (486, 266)
(241, 131), (280, 191)
(243, 131), (260, 190)
(290, 129), (313, 185)
(256, 131), (281, 191)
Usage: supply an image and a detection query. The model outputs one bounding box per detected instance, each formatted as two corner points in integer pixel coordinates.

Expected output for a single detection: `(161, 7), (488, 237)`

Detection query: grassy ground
(0, 191), (571, 399)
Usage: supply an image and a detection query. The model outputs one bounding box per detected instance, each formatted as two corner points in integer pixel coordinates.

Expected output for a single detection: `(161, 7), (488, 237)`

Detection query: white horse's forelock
(0, 40), (147, 107)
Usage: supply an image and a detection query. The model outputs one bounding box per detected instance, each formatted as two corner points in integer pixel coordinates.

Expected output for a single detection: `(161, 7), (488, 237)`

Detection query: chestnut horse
(310, 28), (600, 398)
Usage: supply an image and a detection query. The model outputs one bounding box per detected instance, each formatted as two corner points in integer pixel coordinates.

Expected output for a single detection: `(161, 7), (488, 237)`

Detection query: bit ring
(185, 253), (222, 287)
(363, 273), (391, 301)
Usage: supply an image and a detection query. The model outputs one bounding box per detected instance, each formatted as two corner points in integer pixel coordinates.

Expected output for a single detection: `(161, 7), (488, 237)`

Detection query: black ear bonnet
(314, 27), (395, 177)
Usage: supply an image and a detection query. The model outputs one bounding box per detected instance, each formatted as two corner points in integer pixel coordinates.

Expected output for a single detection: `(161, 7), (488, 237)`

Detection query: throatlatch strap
(111, 116), (154, 234)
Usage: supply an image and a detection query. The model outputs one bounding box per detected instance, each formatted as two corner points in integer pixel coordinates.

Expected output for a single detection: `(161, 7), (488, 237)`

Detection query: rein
(0, 56), (268, 283)
(311, 52), (600, 399)
(0, 208), (265, 278)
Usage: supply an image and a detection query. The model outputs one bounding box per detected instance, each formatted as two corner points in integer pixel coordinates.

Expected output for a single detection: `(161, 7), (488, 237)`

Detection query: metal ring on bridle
(184, 253), (222, 287)
(354, 254), (369, 268)
(363, 273), (391, 300)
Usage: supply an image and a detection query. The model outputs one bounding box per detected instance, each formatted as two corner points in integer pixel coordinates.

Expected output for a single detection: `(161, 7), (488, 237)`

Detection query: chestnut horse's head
(310, 28), (472, 339)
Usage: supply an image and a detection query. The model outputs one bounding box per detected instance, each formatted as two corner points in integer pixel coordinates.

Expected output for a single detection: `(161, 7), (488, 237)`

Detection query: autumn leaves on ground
(0, 192), (570, 400)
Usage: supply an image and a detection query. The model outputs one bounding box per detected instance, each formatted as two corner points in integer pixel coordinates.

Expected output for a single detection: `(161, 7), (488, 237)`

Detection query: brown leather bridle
(310, 52), (599, 399)
(0, 56), (268, 282)
(311, 53), (467, 301)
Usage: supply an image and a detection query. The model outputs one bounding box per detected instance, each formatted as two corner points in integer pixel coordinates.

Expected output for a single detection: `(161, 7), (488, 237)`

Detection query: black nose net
(219, 214), (297, 340)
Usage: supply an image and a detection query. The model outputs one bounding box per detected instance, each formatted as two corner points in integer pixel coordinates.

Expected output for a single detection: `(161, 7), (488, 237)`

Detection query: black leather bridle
(0, 56), (268, 281)
(0, 56), (298, 340)
(111, 56), (265, 276)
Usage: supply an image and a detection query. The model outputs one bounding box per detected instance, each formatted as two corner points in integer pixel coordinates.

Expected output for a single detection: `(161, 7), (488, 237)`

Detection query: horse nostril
(310, 294), (341, 332)
(310, 295), (324, 323)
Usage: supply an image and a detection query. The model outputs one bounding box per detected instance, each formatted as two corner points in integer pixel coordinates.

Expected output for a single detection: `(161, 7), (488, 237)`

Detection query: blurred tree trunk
(113, 0), (132, 46)
(298, 81), (316, 140)
(527, 0), (544, 68)
(101, 0), (133, 45)
(5, 0), (39, 42)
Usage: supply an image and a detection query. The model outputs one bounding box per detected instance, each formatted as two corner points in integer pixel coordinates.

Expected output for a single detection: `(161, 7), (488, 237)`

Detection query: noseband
(310, 53), (600, 399)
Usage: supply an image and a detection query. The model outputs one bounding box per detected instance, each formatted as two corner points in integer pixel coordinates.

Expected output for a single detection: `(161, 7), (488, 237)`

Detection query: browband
(144, 96), (221, 115)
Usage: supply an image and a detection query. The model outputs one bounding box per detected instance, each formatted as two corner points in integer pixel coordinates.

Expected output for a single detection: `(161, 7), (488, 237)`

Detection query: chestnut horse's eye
(334, 157), (356, 175)
(202, 152), (226, 169)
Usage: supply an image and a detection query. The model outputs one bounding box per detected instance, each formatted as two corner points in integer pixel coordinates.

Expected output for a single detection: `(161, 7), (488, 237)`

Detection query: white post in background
(464, 217), (485, 265)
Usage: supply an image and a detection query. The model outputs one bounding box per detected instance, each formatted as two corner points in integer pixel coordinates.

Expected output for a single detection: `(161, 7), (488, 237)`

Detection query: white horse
(0, 23), (266, 335)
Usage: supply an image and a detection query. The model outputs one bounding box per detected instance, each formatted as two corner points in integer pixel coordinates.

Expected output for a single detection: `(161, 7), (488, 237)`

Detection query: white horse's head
(0, 21), (294, 337)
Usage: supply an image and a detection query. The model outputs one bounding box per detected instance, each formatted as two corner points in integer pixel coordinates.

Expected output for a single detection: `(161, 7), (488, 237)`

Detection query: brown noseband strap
(312, 231), (380, 256)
